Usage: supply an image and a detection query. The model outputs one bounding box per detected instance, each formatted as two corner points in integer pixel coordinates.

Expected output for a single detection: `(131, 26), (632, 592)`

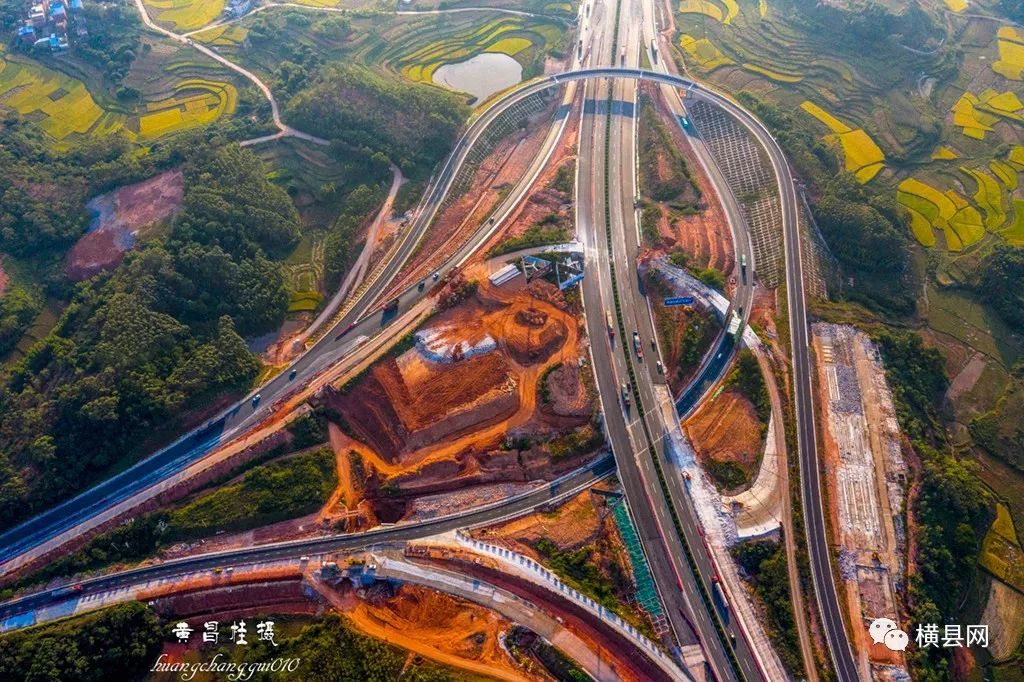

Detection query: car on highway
(632, 331), (643, 360)
(251, 394), (261, 407)
(620, 382), (631, 409)
(288, 369), (297, 381)
(656, 360), (664, 374)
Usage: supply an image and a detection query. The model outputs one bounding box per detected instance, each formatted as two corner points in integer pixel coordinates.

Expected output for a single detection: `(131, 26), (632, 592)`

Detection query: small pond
(432, 52), (523, 104)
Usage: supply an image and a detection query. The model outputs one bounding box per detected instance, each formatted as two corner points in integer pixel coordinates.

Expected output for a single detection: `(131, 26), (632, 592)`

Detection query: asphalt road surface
(0, 456), (612, 622)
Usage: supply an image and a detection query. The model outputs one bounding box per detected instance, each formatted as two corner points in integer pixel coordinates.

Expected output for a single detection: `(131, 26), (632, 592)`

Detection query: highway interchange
(0, 2), (860, 679)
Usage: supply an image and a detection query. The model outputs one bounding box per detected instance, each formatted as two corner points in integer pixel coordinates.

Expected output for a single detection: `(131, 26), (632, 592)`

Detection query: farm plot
(284, 237), (325, 314)
(961, 166), (1008, 230)
(993, 26), (1024, 81)
(1003, 199), (1024, 245)
(193, 24), (249, 46)
(896, 177), (984, 250)
(679, 34), (731, 70)
(800, 101), (884, 183)
(679, 0), (740, 24)
(0, 54), (121, 142)
(741, 63), (802, 83)
(981, 503), (1024, 593)
(137, 79), (238, 139)
(144, 0), (225, 32)
(990, 158), (1019, 190)
(951, 89), (1024, 140)
(392, 17), (563, 84)
(1009, 145), (1024, 170)
(931, 145), (959, 160)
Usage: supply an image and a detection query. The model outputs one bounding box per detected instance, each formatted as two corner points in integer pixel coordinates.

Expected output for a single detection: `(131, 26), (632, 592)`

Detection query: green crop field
(144, 0), (225, 32)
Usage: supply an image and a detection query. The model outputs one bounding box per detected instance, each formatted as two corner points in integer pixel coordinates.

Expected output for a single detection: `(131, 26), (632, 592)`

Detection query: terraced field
(679, 34), (731, 70)
(799, 101), (884, 183)
(0, 52), (124, 143)
(144, 0), (225, 32)
(675, 0), (1024, 263)
(981, 503), (1024, 593)
(678, 0), (740, 24)
(897, 177), (984, 250)
(951, 89), (1024, 140)
(284, 236), (325, 313)
(389, 16), (565, 84)
(192, 24), (249, 46)
(137, 79), (238, 139)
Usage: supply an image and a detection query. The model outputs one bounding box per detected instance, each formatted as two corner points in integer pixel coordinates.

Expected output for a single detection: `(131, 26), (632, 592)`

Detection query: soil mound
(515, 307), (548, 327)
(504, 310), (566, 364)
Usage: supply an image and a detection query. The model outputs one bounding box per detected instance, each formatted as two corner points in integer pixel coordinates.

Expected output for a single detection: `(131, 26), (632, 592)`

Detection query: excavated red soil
(147, 579), (310, 620)
(386, 96), (561, 298)
(477, 93), (581, 257)
(542, 362), (593, 419)
(684, 388), (762, 476)
(642, 84), (734, 276)
(320, 279), (597, 522)
(441, 559), (671, 682)
(66, 169), (183, 280)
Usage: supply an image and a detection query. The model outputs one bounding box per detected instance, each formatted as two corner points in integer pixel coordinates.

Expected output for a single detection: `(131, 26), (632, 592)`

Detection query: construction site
(684, 387), (766, 494)
(384, 86), (571, 299)
(638, 83), (734, 278)
(812, 323), (909, 679)
(469, 481), (668, 642)
(319, 274), (600, 527)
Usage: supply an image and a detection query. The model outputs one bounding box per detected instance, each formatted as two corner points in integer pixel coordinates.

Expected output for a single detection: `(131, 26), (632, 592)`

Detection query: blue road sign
(664, 296), (694, 307)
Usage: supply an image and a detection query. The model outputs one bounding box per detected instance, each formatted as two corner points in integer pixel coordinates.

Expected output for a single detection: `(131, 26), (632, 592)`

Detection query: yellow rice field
(981, 504), (1024, 593)
(193, 24), (248, 46)
(931, 146), (959, 160)
(138, 79), (237, 139)
(896, 177), (984, 250)
(950, 89), (1024, 140)
(990, 158), (1018, 190)
(679, 35), (731, 70)
(993, 27), (1024, 81)
(144, 0), (225, 31)
(1008, 145), (1024, 170)
(679, 0), (739, 23)
(0, 54), (121, 142)
(800, 101), (884, 183)
(961, 166), (1007, 230)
